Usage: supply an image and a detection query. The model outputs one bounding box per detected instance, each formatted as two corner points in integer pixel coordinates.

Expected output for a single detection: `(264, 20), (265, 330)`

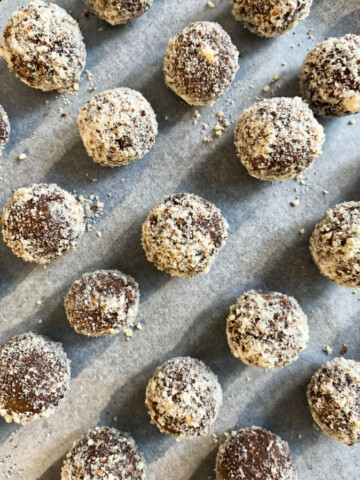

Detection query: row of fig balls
(0, 1), (359, 479)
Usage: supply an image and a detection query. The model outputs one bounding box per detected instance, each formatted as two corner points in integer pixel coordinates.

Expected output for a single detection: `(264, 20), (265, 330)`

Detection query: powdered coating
(78, 88), (158, 167)
(64, 269), (140, 337)
(0, 104), (10, 156)
(0, 1), (86, 92)
(301, 35), (360, 117)
(226, 290), (309, 368)
(0, 332), (70, 425)
(310, 201), (360, 288)
(307, 357), (360, 446)
(216, 426), (298, 480)
(234, 97), (325, 181)
(61, 426), (146, 479)
(145, 357), (222, 439)
(164, 21), (239, 106)
(1, 183), (85, 264)
(141, 193), (228, 278)
(84, 0), (153, 25)
(232, 0), (312, 38)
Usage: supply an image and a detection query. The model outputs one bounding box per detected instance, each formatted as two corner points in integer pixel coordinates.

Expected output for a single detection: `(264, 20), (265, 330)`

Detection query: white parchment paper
(0, 0), (359, 479)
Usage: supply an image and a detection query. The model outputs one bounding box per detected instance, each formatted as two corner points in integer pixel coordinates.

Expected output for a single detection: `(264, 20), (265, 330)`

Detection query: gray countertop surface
(0, 0), (359, 479)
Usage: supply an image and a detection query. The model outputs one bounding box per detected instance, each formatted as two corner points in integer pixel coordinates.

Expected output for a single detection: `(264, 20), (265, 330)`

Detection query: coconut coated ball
(216, 426), (298, 480)
(301, 35), (360, 117)
(64, 270), (140, 337)
(142, 193), (228, 278)
(310, 202), (360, 288)
(232, 0), (312, 38)
(78, 88), (158, 167)
(234, 97), (325, 181)
(1, 183), (85, 264)
(307, 357), (360, 446)
(164, 21), (239, 106)
(227, 290), (309, 368)
(0, 1), (86, 92)
(84, 0), (153, 25)
(61, 427), (146, 479)
(0, 332), (70, 425)
(0, 104), (10, 156)
(145, 357), (222, 439)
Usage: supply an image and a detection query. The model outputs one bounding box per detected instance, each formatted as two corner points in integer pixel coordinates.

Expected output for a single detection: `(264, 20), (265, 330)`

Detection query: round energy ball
(0, 332), (70, 425)
(78, 88), (158, 167)
(61, 426), (146, 480)
(232, 0), (312, 38)
(310, 202), (360, 288)
(64, 270), (140, 337)
(234, 97), (325, 181)
(164, 21), (239, 106)
(216, 426), (298, 480)
(226, 290), (309, 368)
(307, 357), (360, 446)
(0, 1), (86, 92)
(84, 0), (153, 25)
(301, 35), (360, 117)
(145, 357), (222, 439)
(1, 183), (85, 264)
(0, 104), (10, 156)
(142, 193), (228, 278)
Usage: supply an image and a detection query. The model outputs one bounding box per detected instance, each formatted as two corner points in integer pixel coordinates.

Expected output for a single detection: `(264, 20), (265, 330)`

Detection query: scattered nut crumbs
(123, 328), (133, 340)
(61, 113), (67, 119)
(290, 199), (299, 207)
(299, 228), (305, 235)
(323, 346), (332, 355)
(263, 85), (270, 92)
(272, 74), (281, 83)
(136, 323), (143, 330)
(207, 1), (215, 7)
(17, 153), (27, 161)
(349, 119), (356, 125)
(340, 345), (348, 355)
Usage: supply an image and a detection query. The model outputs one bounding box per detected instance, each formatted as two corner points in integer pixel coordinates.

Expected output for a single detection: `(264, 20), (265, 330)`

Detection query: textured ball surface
(142, 193), (228, 278)
(216, 426), (298, 480)
(0, 104), (10, 156)
(64, 270), (140, 337)
(0, 1), (86, 91)
(301, 35), (360, 117)
(232, 0), (312, 37)
(145, 357), (222, 439)
(1, 183), (85, 264)
(234, 97), (325, 181)
(78, 88), (158, 167)
(85, 0), (153, 25)
(61, 426), (146, 479)
(0, 332), (70, 425)
(227, 290), (309, 368)
(164, 21), (239, 105)
(307, 357), (360, 446)
(310, 202), (360, 288)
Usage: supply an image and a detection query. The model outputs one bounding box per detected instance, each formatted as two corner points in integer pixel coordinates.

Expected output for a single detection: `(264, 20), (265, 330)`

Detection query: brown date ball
(61, 426), (146, 479)
(164, 21), (239, 106)
(78, 88), (158, 167)
(142, 193), (228, 278)
(0, 104), (10, 156)
(216, 426), (298, 480)
(84, 0), (153, 25)
(0, 332), (70, 425)
(226, 290), (309, 368)
(64, 270), (140, 337)
(307, 357), (360, 446)
(145, 357), (222, 439)
(301, 35), (360, 117)
(310, 201), (360, 288)
(0, 1), (86, 91)
(232, 0), (312, 38)
(234, 97), (325, 181)
(1, 183), (85, 264)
